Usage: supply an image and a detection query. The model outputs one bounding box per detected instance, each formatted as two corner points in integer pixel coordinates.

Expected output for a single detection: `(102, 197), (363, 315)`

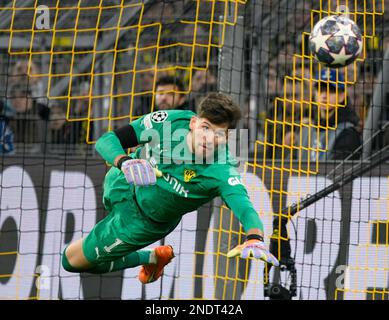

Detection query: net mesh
(0, 0), (388, 300)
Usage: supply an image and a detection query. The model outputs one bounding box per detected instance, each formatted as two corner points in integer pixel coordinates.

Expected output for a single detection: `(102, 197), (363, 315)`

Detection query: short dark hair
(156, 76), (185, 93)
(197, 93), (242, 129)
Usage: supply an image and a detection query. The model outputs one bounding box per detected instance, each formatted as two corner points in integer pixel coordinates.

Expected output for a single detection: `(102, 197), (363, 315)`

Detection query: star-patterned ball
(309, 15), (363, 68)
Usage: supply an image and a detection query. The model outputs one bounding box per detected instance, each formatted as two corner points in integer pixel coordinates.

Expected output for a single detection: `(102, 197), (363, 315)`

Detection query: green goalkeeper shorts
(82, 168), (180, 264)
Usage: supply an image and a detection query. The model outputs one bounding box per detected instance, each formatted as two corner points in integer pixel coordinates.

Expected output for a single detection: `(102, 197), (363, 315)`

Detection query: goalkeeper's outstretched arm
(95, 124), (139, 167)
(218, 176), (279, 266)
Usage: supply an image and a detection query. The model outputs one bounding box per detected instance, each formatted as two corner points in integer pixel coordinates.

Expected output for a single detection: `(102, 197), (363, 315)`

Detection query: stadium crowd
(0, 0), (387, 161)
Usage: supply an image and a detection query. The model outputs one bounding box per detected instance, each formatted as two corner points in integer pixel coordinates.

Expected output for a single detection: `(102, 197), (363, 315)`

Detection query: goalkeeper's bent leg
(62, 245), (154, 274)
(61, 189), (178, 274)
(86, 250), (153, 274)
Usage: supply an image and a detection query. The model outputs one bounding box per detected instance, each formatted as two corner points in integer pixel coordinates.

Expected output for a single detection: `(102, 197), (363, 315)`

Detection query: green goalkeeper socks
(86, 250), (152, 274)
(62, 249), (154, 274)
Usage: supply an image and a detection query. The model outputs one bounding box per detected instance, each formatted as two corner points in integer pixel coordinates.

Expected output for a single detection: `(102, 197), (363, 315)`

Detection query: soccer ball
(309, 15), (363, 68)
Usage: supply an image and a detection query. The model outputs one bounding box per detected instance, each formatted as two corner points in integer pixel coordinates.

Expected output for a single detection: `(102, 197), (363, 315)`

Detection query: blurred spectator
(8, 81), (41, 153)
(10, 60), (49, 119)
(264, 75), (311, 159)
(48, 104), (75, 144)
(0, 99), (15, 154)
(300, 69), (362, 161)
(191, 69), (217, 93)
(71, 81), (93, 143)
(189, 69), (217, 112)
(8, 81), (33, 113)
(264, 99), (296, 159)
(132, 69), (155, 117)
(155, 75), (192, 111)
(143, 2), (175, 24)
(8, 60), (49, 154)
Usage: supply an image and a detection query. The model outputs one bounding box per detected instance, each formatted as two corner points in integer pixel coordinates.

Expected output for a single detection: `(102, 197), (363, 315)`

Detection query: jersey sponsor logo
(163, 173), (189, 198)
(228, 177), (243, 186)
(143, 114), (153, 129)
(151, 111), (168, 123)
(184, 169), (196, 182)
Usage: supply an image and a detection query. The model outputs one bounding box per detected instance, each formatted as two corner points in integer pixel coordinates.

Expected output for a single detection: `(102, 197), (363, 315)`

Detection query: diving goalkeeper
(62, 93), (279, 283)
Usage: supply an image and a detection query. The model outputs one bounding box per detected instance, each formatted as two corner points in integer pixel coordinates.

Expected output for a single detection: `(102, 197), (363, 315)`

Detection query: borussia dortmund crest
(184, 169), (196, 182)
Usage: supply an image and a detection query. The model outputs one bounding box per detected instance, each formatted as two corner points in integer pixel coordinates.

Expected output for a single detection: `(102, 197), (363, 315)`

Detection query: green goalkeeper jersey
(96, 110), (263, 233)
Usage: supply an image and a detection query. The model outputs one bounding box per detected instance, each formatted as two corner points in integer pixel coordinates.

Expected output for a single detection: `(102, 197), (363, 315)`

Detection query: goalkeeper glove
(118, 157), (162, 186)
(227, 235), (279, 267)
